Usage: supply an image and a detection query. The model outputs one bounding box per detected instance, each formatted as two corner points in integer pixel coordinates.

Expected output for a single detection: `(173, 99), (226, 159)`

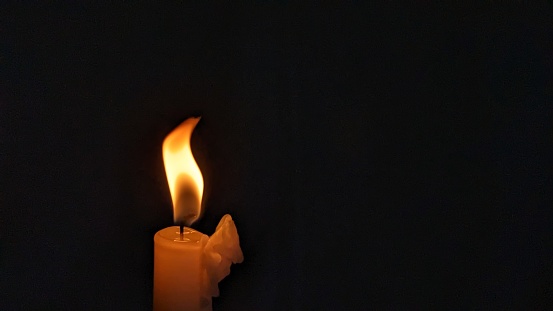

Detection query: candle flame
(162, 117), (204, 226)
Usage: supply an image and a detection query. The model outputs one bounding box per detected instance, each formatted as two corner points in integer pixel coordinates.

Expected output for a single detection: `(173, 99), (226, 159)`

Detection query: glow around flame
(162, 117), (204, 225)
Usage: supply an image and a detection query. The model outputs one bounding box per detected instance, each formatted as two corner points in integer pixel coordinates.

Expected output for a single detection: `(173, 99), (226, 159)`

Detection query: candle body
(153, 226), (210, 311)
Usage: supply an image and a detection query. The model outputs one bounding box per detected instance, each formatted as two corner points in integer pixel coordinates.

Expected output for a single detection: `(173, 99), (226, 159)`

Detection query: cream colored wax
(153, 226), (210, 311)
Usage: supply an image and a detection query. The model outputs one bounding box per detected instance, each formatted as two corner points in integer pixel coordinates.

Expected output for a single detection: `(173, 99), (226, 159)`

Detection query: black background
(1, 3), (552, 310)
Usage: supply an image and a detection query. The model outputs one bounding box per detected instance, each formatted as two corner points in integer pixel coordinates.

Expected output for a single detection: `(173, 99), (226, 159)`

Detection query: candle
(154, 227), (209, 310)
(154, 117), (243, 311)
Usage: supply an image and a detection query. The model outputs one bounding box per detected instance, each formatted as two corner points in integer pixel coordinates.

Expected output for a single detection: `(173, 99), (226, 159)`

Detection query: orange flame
(162, 117), (204, 226)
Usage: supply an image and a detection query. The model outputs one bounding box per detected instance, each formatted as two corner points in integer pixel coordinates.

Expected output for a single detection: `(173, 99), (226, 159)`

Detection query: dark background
(1, 3), (552, 310)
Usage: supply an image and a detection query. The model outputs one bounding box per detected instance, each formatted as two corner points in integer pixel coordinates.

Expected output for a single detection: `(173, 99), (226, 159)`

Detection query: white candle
(154, 117), (243, 311)
(154, 227), (210, 311)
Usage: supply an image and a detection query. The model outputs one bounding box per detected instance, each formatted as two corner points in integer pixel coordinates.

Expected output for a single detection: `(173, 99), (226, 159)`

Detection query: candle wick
(179, 224), (184, 241)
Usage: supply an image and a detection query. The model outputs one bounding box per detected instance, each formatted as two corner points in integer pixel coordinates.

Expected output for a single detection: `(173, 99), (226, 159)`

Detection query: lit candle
(154, 117), (243, 311)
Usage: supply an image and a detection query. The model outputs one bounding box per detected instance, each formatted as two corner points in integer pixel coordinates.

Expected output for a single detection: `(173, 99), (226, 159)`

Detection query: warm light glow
(162, 117), (204, 225)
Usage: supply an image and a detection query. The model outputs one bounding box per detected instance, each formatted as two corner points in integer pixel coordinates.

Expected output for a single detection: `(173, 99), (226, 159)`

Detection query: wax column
(153, 227), (210, 311)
